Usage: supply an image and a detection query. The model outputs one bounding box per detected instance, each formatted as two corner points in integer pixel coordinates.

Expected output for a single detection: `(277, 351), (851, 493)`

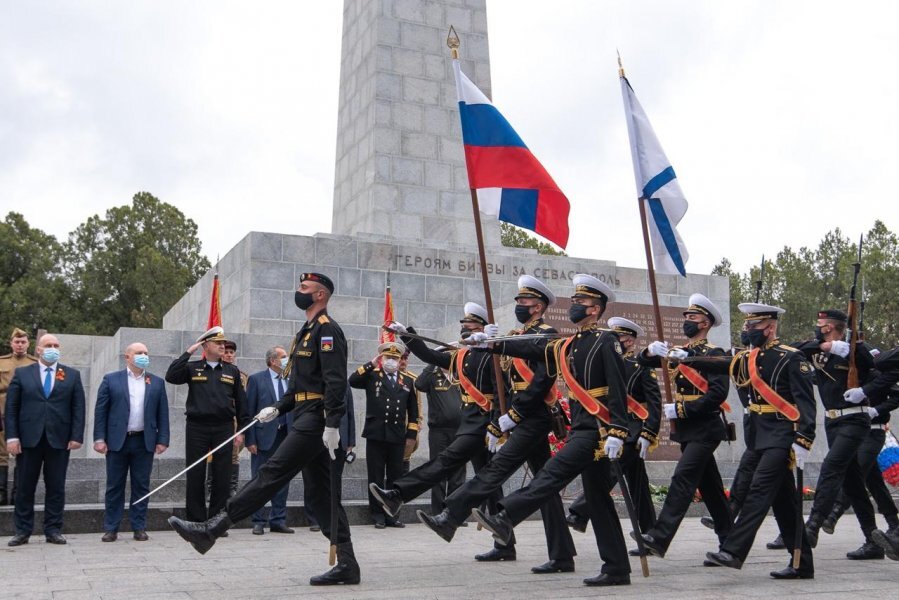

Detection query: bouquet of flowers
(878, 429), (899, 487)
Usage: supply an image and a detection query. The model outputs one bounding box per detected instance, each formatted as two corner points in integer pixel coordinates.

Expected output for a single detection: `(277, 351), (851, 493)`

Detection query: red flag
(380, 272), (395, 343)
(207, 272), (222, 329)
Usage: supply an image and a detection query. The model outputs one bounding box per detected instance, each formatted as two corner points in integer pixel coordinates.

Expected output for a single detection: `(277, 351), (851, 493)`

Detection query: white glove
(668, 347), (688, 361)
(487, 432), (500, 453)
(867, 406), (879, 419)
(498, 413), (517, 433)
(829, 340), (850, 358)
(388, 321), (407, 334)
(256, 406), (279, 423)
(647, 341), (669, 357)
(663, 403), (677, 419)
(465, 332), (488, 345)
(484, 323), (499, 338)
(844, 387), (866, 404)
(604, 436), (624, 460)
(637, 437), (651, 460)
(791, 443), (810, 470)
(322, 426), (340, 460)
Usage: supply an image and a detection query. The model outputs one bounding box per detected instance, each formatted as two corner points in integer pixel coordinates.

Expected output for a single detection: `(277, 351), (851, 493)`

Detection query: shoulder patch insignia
(650, 371), (658, 379)
(321, 336), (334, 352)
(799, 361), (812, 373)
(318, 315), (330, 324)
(614, 340), (623, 355)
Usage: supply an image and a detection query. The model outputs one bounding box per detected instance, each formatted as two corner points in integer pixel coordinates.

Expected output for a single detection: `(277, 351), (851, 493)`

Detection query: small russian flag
(878, 432), (899, 487)
(453, 61), (570, 249)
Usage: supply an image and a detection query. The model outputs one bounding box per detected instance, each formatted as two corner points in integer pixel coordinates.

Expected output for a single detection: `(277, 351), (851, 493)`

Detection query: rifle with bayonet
(846, 235), (863, 389)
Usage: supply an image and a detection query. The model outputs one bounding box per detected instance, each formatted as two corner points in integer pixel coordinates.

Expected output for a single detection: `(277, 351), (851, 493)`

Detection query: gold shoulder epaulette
(778, 344), (799, 352)
(539, 323), (552, 330)
(0, 353), (11, 359)
(402, 371), (418, 380)
(317, 315), (330, 324)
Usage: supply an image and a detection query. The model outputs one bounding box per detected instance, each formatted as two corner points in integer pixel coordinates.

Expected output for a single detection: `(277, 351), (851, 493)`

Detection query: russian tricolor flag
(453, 60), (570, 249)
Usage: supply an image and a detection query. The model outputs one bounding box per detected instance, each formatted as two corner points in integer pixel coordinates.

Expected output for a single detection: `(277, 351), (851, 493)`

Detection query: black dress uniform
(166, 343), (249, 522)
(434, 317), (577, 568)
(570, 344), (662, 533)
(638, 338), (732, 554)
(350, 355), (419, 524)
(486, 319), (632, 583)
(796, 316), (875, 544)
(414, 365), (464, 513)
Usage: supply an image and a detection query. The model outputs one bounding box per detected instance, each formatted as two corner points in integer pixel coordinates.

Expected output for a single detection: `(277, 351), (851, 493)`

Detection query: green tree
(64, 192), (211, 334)
(500, 222), (567, 256)
(0, 213), (79, 351)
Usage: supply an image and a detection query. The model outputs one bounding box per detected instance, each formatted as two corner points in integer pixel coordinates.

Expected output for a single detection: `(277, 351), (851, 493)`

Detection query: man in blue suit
(4, 334), (86, 546)
(245, 346), (294, 535)
(93, 342), (170, 542)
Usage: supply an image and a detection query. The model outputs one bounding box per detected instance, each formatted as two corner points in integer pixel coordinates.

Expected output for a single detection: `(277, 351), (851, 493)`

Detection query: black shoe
(474, 546), (517, 562)
(132, 530), (149, 541)
(630, 531), (665, 558)
(871, 529), (899, 561)
(531, 559), (575, 574)
(373, 519), (386, 530)
(310, 524), (321, 532)
(45, 533), (67, 545)
(369, 483), (403, 518)
(7, 534), (29, 547)
(566, 513), (588, 533)
(628, 548), (647, 557)
(847, 541), (884, 560)
(805, 520), (820, 548)
(769, 566), (814, 579)
(471, 508), (514, 547)
(702, 559), (721, 567)
(417, 509), (457, 543)
(168, 511), (232, 555)
(269, 523), (294, 534)
(766, 534), (786, 550)
(309, 542), (361, 585)
(101, 531), (117, 542)
(252, 524), (265, 535)
(704, 550), (743, 570)
(385, 519), (405, 529)
(700, 516), (716, 530)
(821, 517), (836, 535)
(583, 573), (631, 586)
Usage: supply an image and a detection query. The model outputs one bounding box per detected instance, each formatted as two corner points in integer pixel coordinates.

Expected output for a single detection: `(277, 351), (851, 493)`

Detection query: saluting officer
(568, 316), (662, 538)
(168, 272), (360, 586)
(166, 327), (249, 522)
(417, 275), (577, 574)
(471, 274), (632, 587)
(370, 302), (514, 562)
(706, 303), (816, 579)
(636, 294), (732, 558)
(350, 340), (420, 528)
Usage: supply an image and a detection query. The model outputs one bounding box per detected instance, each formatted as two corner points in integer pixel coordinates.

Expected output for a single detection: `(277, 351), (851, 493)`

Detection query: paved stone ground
(1, 517), (896, 599)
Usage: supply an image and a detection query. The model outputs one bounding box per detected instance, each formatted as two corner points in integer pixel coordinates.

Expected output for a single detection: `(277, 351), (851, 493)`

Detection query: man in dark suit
(245, 346), (294, 535)
(4, 334), (86, 546)
(93, 342), (170, 542)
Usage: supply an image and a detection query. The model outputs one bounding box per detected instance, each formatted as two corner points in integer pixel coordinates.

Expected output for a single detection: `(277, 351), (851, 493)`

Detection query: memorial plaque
(544, 298), (688, 461)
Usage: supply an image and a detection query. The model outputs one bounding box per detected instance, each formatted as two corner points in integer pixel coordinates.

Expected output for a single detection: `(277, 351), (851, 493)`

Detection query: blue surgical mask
(134, 354), (150, 369)
(42, 348), (60, 363)
(280, 357), (289, 370)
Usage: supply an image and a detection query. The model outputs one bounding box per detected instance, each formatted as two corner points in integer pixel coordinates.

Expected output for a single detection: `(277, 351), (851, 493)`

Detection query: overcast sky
(2, 1), (896, 276)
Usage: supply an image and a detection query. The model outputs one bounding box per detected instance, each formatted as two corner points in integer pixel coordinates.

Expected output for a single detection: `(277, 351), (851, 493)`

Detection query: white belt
(825, 405), (867, 419)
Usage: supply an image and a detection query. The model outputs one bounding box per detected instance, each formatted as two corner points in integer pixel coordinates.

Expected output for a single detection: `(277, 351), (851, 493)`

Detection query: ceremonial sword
(612, 459), (650, 577)
(133, 419), (258, 506)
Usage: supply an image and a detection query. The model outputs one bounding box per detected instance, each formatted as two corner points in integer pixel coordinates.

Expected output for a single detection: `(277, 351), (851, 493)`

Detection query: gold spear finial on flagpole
(447, 25), (460, 59)
(617, 49), (625, 77)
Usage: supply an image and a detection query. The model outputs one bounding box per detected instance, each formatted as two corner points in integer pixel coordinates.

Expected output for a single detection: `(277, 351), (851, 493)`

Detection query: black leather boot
(805, 517), (821, 548)
(369, 483), (403, 518)
(471, 508), (514, 547)
(846, 540), (885, 560)
(309, 542), (361, 585)
(821, 501), (847, 535)
(417, 509), (458, 543)
(168, 510), (233, 555)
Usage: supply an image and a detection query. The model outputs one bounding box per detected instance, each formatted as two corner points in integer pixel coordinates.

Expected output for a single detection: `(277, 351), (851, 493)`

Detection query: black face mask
(294, 291), (315, 310)
(459, 328), (473, 340)
(814, 326), (825, 342)
(741, 328), (768, 348)
(569, 304), (589, 324)
(514, 305), (533, 324)
(682, 320), (702, 338)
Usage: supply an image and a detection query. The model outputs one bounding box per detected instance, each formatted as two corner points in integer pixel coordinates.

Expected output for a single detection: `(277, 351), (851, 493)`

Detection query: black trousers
(648, 439), (731, 551)
(721, 447), (813, 571)
(499, 431), (630, 576)
(569, 441), (657, 533)
(444, 415), (576, 561)
(14, 434), (69, 536)
(428, 427), (465, 513)
(393, 432), (508, 549)
(185, 420), (234, 522)
(729, 448), (761, 512)
(837, 428), (897, 534)
(227, 427), (351, 544)
(809, 416), (869, 524)
(365, 438), (405, 520)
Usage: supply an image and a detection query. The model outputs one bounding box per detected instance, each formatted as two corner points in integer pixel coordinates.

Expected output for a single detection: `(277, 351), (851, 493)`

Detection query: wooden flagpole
(448, 26), (508, 416)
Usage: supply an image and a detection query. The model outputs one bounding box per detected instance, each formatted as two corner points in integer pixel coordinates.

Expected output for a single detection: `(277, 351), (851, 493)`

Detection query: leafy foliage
(500, 222), (567, 256)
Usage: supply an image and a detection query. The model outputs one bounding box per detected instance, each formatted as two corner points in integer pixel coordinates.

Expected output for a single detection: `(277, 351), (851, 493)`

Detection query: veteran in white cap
(635, 292), (734, 560)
